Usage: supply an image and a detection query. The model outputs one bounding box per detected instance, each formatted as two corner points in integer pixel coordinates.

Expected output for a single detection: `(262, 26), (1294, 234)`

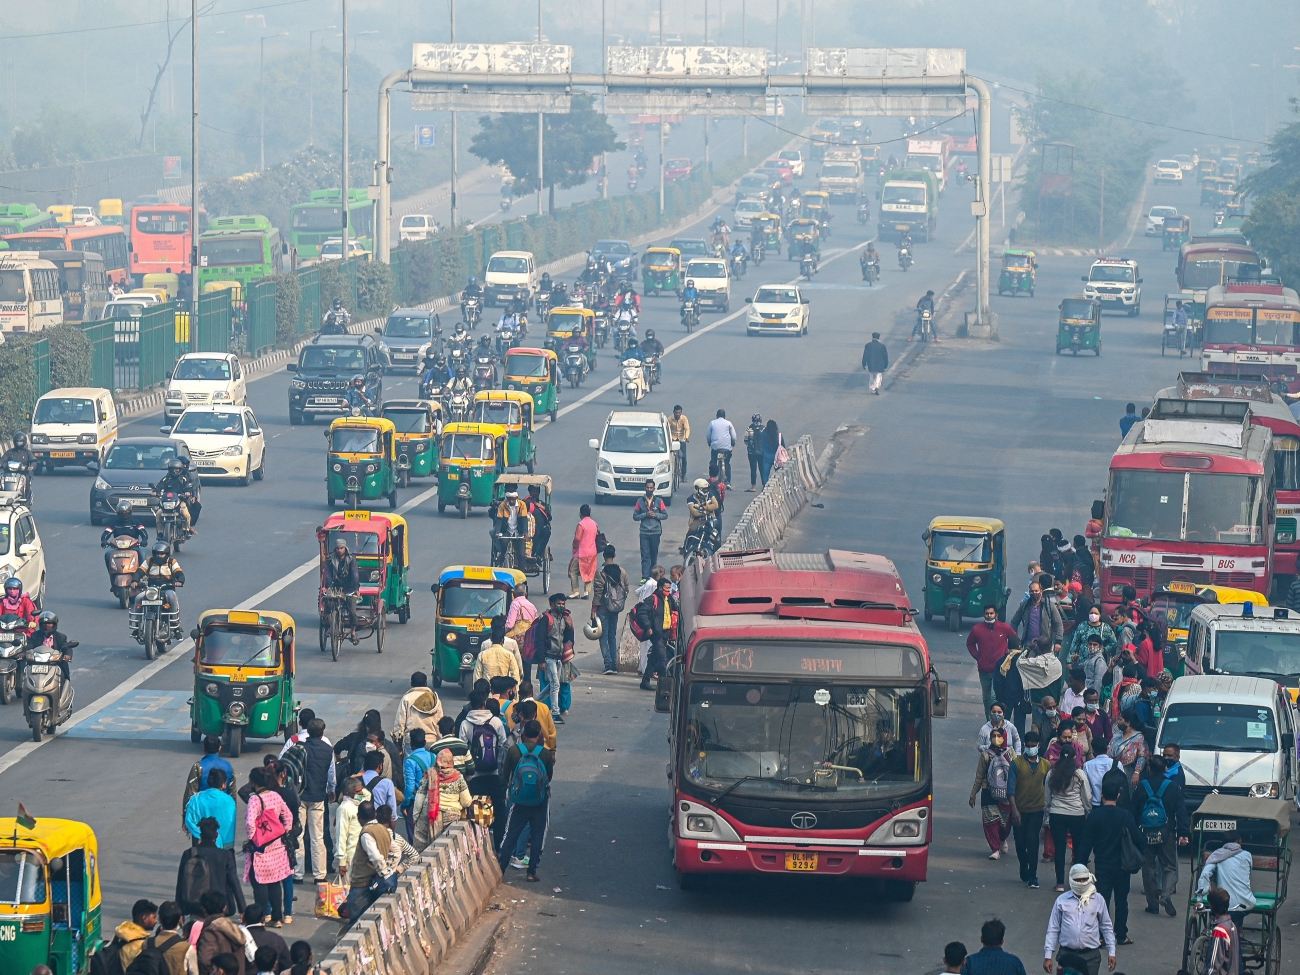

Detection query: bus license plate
(1202, 819), (1237, 831)
(50, 451), (75, 458)
(785, 852), (817, 871)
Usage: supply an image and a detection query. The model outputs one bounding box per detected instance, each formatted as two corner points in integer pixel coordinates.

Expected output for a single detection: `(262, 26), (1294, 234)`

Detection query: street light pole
(601, 0), (607, 199)
(742, 0), (747, 159)
(341, 0), (350, 267)
(450, 0), (458, 228)
(537, 0), (544, 215)
(259, 33), (288, 172)
(190, 0), (198, 341)
(308, 26), (336, 147)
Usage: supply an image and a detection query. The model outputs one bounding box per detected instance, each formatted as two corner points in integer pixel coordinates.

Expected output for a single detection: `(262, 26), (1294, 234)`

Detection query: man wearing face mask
(977, 704), (1023, 755)
(1066, 607), (1116, 668)
(966, 604), (1018, 720)
(1008, 730), (1050, 888)
(1082, 688), (1112, 753)
(1012, 581), (1063, 660)
(1161, 743), (1187, 791)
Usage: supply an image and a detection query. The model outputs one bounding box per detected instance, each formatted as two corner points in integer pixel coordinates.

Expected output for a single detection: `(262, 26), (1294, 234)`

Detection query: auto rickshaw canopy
(924, 516), (1004, 565)
(1191, 794), (1291, 837)
(643, 247), (681, 270)
(546, 307), (593, 338)
(0, 818), (101, 877)
(494, 472), (552, 502)
(472, 389), (534, 431)
(437, 564), (526, 591)
(1001, 249), (1036, 269)
(1059, 296), (1101, 323)
(327, 416), (397, 458)
(194, 609), (295, 672)
(789, 218), (820, 238)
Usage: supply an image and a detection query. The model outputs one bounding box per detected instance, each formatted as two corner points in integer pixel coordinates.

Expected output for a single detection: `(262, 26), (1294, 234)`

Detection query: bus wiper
(1237, 670), (1296, 684)
(712, 774), (784, 804)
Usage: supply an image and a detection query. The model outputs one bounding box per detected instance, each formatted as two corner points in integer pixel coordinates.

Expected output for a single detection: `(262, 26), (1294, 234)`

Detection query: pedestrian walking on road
(961, 919), (1027, 975)
(473, 617), (524, 683)
(244, 768), (294, 926)
(632, 480), (668, 581)
(569, 504), (600, 598)
(1133, 755), (1189, 917)
(978, 703), (1023, 754)
(760, 420), (783, 486)
(970, 728), (1016, 859)
(1088, 779), (1143, 947)
(413, 748), (474, 850)
(144, 901), (190, 975)
(392, 672), (444, 750)
(591, 545), (629, 674)
(102, 898), (156, 974)
(641, 576), (679, 691)
(1046, 745), (1092, 891)
(186, 766), (237, 849)
(497, 720), (555, 884)
(1119, 403), (1140, 438)
(505, 583), (539, 681)
(1043, 864), (1116, 975)
(862, 331), (889, 394)
(967, 604), (1018, 719)
(401, 728), (434, 841)
(177, 818), (246, 918)
(1009, 730), (1050, 888)
(194, 890), (249, 975)
(533, 593), (575, 722)
(928, 941), (966, 975)
(361, 751), (399, 824)
(184, 736), (236, 826)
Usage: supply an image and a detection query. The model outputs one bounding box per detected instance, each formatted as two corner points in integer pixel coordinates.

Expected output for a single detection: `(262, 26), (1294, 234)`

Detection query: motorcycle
(800, 252), (817, 281)
(680, 300), (699, 334)
(153, 491), (191, 551)
(496, 325), (518, 358)
(682, 514), (722, 560)
(22, 641), (78, 741)
(500, 196), (513, 212)
(446, 389), (472, 424)
(0, 458), (31, 505)
(731, 253), (747, 279)
(613, 320), (635, 356)
(898, 246), (913, 272)
(860, 256), (881, 285)
(462, 295), (482, 329)
(563, 344), (589, 388)
(130, 583), (179, 661)
(0, 614), (29, 705)
(105, 535), (143, 609)
(645, 354), (661, 389)
(857, 203), (871, 224)
(628, 175), (638, 192)
(536, 292), (552, 321)
(620, 358), (649, 407)
(916, 308), (934, 342)
(593, 311), (611, 348)
(752, 239), (766, 266)
(446, 347), (469, 377)
(320, 310), (350, 335)
(473, 355), (498, 391)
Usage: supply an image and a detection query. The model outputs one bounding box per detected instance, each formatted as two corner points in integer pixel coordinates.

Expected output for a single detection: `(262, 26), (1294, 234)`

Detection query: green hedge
(0, 339), (38, 440)
(273, 271), (301, 348)
(44, 323), (92, 389)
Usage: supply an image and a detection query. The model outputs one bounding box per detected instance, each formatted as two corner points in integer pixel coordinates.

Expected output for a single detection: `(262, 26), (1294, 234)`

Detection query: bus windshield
(1107, 471), (1264, 543)
(683, 682), (928, 800)
(1159, 702), (1277, 753)
(1184, 259), (1262, 290)
(1203, 317), (1253, 346)
(199, 626), (278, 667)
(201, 237), (265, 266)
(441, 583), (508, 619)
(0, 269), (26, 302)
(1213, 629), (1300, 684)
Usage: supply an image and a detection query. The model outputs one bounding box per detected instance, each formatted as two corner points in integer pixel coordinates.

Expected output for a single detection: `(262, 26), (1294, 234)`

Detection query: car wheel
(253, 450), (266, 481)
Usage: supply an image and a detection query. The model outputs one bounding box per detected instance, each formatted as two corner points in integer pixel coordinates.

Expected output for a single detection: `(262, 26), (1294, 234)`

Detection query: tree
(469, 94), (624, 211)
(137, 2), (216, 151)
(1243, 100), (1300, 287)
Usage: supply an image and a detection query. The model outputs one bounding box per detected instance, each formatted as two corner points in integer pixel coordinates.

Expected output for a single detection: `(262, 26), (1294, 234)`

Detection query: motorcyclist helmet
(455, 366), (466, 377)
(37, 610), (56, 631)
(645, 329), (655, 340)
(3, 578), (20, 596)
(13, 432), (27, 448)
(693, 478), (709, 492)
(167, 458), (185, 475)
(469, 276), (476, 286)
(333, 297), (343, 310)
(115, 500), (134, 519)
(685, 280), (694, 288)
(151, 541), (171, 561)
(925, 290), (935, 298)
(627, 338), (640, 349)
(351, 374), (366, 387)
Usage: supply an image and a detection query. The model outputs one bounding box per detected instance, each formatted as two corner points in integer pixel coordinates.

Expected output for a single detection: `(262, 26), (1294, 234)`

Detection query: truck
(904, 137), (952, 193)
(818, 153), (864, 201)
(877, 169), (939, 243)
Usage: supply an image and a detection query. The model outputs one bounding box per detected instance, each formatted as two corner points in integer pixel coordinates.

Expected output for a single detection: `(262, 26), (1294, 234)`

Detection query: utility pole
(537, 0), (544, 215)
(450, 0), (458, 228)
(341, 0), (350, 268)
(741, 0), (747, 159)
(308, 26), (336, 146)
(189, 0), (198, 343)
(1099, 163), (1105, 250)
(601, 0), (608, 198)
(703, 0), (710, 171)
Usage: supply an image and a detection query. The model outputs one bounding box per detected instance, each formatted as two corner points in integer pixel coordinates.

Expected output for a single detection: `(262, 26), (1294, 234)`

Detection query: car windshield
(929, 531), (990, 564)
(441, 583), (508, 619)
(1151, 207), (1178, 219)
(384, 315), (431, 339)
(0, 851), (46, 905)
(105, 443), (178, 470)
(737, 202), (763, 213)
(442, 433), (492, 461)
(105, 302), (144, 319)
(687, 262), (726, 279)
(1061, 299), (1095, 320)
(1089, 264), (1135, 283)
(595, 241), (631, 256)
(327, 529), (381, 556)
(504, 353), (549, 378)
(472, 401), (521, 426)
(683, 681), (929, 800)
(487, 256), (528, 274)
(602, 425), (667, 454)
(173, 358), (231, 381)
(1213, 629), (1300, 683)
(199, 626), (278, 667)
(779, 151), (799, 161)
(330, 427), (381, 453)
(200, 237), (264, 266)
(1107, 471), (1264, 544)
(383, 410), (432, 434)
(667, 160), (690, 169)
(1159, 161), (1180, 169)
(883, 185), (926, 205)
(754, 288), (798, 304)
(672, 240), (708, 257)
(174, 410), (243, 436)
(400, 217), (428, 228)
(33, 397), (96, 424)
(1159, 702), (1277, 753)
(300, 347), (366, 372)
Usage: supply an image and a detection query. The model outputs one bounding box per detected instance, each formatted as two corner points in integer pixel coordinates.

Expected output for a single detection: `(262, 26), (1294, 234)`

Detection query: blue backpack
(1140, 779), (1170, 840)
(508, 744), (550, 806)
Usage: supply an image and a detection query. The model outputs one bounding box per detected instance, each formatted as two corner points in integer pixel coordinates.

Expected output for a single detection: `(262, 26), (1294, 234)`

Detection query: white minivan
(399, 213), (440, 242)
(684, 258), (730, 312)
(589, 410), (678, 503)
(1156, 675), (1299, 811)
(28, 387), (118, 471)
(484, 250), (538, 308)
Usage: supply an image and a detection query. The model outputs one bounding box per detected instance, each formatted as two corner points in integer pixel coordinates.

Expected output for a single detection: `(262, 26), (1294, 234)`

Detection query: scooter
(563, 344), (589, 388)
(800, 252), (817, 281)
(0, 613), (29, 704)
(22, 641), (78, 741)
(104, 536), (142, 609)
(446, 389), (472, 423)
(129, 584), (180, 661)
(593, 311), (611, 348)
(898, 245), (913, 272)
(0, 459), (31, 505)
(857, 202), (871, 224)
(620, 358), (649, 407)
(495, 325), (518, 358)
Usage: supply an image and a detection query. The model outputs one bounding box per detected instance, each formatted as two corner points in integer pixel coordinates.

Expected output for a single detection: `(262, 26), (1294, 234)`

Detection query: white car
(733, 199), (766, 228)
(399, 214), (440, 242)
(164, 353), (248, 420)
(1145, 205), (1179, 236)
(71, 206), (101, 227)
(684, 258), (730, 312)
(0, 503), (45, 607)
(307, 237), (370, 265)
(1172, 154), (1194, 173)
(777, 149), (804, 177)
(164, 406), (266, 485)
(1154, 159), (1183, 181)
(746, 284), (810, 337)
(589, 411), (678, 503)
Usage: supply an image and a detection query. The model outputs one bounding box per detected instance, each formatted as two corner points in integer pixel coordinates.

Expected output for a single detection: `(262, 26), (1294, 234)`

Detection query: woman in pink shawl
(569, 503), (600, 598)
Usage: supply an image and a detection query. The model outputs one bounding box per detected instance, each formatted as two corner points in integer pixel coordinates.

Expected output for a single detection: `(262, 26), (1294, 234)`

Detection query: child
(289, 941), (314, 975)
(254, 946), (279, 975)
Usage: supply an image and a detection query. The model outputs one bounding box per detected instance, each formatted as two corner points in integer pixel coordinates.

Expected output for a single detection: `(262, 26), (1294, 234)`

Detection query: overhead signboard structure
(410, 42), (574, 112)
(803, 47), (968, 116)
(603, 46), (768, 115)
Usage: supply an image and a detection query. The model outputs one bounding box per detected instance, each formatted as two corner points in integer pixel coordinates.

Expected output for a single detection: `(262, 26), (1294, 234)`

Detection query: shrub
(44, 323), (92, 389)
(273, 271), (301, 347)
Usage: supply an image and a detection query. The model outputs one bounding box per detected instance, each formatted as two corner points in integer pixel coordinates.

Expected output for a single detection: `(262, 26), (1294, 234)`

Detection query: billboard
(605, 46), (768, 115)
(804, 48), (967, 117)
(411, 43), (574, 111)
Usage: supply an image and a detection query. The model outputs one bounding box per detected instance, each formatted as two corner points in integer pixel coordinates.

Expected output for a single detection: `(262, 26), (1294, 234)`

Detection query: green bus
(289, 188), (373, 259)
(0, 203), (59, 236)
(196, 214), (284, 292)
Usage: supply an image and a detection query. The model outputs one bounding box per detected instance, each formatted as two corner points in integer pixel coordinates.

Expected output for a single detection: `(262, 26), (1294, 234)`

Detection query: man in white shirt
(1044, 864), (1117, 975)
(1060, 668), (1088, 719)
(1084, 753), (1114, 808)
(705, 409), (738, 485)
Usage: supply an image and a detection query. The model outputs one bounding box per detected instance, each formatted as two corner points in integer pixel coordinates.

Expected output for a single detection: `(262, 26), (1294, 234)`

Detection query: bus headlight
(685, 815), (715, 832)
(892, 820), (921, 837)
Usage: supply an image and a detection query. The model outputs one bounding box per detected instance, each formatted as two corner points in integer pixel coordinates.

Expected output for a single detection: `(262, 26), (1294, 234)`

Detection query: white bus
(0, 256), (63, 334)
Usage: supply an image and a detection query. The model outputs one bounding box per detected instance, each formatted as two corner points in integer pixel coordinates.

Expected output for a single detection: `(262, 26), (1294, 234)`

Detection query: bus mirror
(932, 680), (949, 717)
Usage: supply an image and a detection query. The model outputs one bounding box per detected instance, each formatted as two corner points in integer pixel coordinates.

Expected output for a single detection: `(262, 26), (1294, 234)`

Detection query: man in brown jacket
(392, 672), (444, 751)
(195, 890), (248, 975)
(344, 801), (399, 924)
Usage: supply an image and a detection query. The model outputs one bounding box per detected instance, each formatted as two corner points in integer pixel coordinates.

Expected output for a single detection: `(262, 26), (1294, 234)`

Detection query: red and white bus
(660, 549), (946, 901)
(1100, 397), (1276, 612)
(1199, 282), (1300, 391)
(129, 203), (196, 284)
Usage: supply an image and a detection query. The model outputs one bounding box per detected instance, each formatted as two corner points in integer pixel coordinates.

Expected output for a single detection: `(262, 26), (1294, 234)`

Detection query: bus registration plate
(784, 852), (817, 871)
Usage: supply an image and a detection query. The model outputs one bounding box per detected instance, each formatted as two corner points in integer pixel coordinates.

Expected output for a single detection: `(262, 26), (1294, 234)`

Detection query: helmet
(3, 578), (20, 595)
(333, 297), (343, 309)
(645, 329), (655, 339)
(693, 478), (709, 491)
(13, 433), (27, 448)
(583, 618), (603, 641)
(37, 610), (57, 630)
(469, 276), (477, 285)
(167, 458), (185, 475)
(351, 374), (366, 386)
(685, 280), (694, 288)
(115, 500), (133, 518)
(151, 541), (171, 560)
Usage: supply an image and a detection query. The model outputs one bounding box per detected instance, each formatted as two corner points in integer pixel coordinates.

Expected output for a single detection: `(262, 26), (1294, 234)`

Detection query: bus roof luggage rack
(1175, 373), (1275, 403)
(1142, 398), (1251, 448)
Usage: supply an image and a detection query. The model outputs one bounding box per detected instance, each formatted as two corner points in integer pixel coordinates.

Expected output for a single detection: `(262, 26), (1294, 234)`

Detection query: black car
(590, 239), (636, 281)
(669, 238), (711, 261)
(286, 334), (385, 424)
(90, 438), (191, 525)
(377, 308), (441, 372)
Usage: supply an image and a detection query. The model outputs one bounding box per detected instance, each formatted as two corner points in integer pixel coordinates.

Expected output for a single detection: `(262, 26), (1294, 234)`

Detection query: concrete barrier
(318, 822), (503, 975)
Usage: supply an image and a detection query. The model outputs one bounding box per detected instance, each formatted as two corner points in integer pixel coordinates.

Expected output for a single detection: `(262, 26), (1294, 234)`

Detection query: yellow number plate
(784, 852), (817, 871)
(229, 672), (247, 682)
(50, 451), (76, 458)
(465, 620), (485, 632)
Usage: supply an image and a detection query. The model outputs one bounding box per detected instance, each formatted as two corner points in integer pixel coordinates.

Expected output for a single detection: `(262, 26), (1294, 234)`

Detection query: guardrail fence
(721, 434), (826, 551)
(77, 319), (115, 390)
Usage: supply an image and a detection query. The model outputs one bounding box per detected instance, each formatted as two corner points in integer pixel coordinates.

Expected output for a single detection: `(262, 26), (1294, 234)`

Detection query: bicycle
(319, 588), (347, 662)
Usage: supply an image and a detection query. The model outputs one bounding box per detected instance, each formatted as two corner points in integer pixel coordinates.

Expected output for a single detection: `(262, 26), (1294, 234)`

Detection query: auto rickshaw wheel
(541, 557), (551, 594)
(946, 607), (961, 632)
(551, 408), (558, 422)
(460, 670), (474, 697)
(924, 610), (932, 621)
(284, 718), (299, 741)
(1029, 289), (1035, 297)
(190, 722), (201, 744)
(1095, 344), (1101, 356)
(438, 500), (446, 513)
(388, 489), (398, 509)
(432, 672), (442, 688)
(346, 490), (359, 509)
(375, 601), (386, 653)
(458, 497), (469, 519)
(327, 492), (336, 506)
(398, 602), (410, 624)
(527, 457), (535, 474)
(223, 723), (243, 758)
(399, 468), (409, 488)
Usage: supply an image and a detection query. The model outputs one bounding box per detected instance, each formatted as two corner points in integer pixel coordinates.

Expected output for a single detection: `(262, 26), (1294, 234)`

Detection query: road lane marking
(0, 482), (442, 778)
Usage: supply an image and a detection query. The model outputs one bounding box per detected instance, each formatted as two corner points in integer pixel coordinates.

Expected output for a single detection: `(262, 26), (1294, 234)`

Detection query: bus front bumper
(674, 837), (928, 880)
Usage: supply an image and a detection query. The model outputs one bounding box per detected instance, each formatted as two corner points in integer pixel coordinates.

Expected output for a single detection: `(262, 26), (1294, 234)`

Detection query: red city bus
(129, 203), (195, 284)
(1199, 282), (1300, 391)
(2, 225), (130, 285)
(659, 549), (946, 900)
(1100, 397), (1276, 612)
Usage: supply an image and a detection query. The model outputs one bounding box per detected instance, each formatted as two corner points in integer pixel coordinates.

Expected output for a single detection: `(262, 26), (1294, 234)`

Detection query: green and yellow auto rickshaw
(0, 818), (102, 975)
(800, 190), (831, 228)
(189, 609), (298, 756)
(503, 347), (560, 421)
(472, 389), (537, 473)
(1163, 214), (1192, 251)
(998, 248), (1037, 297)
(325, 416), (398, 509)
(786, 218), (821, 260)
(641, 247), (683, 296)
(1201, 175), (1235, 206)
(438, 421), (508, 518)
(922, 516), (1009, 632)
(316, 510), (412, 659)
(430, 564), (526, 693)
(382, 399), (443, 487)
(1056, 295), (1102, 356)
(753, 212), (782, 250)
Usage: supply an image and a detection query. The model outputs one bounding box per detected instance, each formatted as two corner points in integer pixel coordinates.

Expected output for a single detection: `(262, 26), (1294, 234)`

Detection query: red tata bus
(129, 203), (195, 284)
(1100, 397), (1276, 612)
(1199, 282), (1300, 391)
(659, 549), (947, 901)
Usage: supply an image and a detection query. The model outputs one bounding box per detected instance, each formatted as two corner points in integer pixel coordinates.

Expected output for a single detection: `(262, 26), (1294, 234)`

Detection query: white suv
(589, 411), (678, 503)
(165, 353), (247, 420)
(1082, 258), (1142, 316)
(1154, 159), (1183, 181)
(1145, 205), (1178, 236)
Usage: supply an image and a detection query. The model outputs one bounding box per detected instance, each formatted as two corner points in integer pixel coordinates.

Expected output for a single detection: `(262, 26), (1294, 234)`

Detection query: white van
(398, 214), (440, 242)
(1156, 675), (1299, 812)
(1183, 603), (1300, 704)
(483, 250), (538, 308)
(0, 257), (63, 334)
(684, 258), (730, 312)
(589, 410), (678, 503)
(28, 387), (118, 471)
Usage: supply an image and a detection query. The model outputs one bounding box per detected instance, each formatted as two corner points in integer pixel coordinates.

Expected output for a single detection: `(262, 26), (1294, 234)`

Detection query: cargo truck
(877, 169), (939, 243)
(904, 137), (951, 193)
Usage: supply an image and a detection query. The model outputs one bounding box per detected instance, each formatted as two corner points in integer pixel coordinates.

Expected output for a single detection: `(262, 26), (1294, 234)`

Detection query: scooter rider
(730, 238), (749, 265)
(1, 578), (38, 636)
(910, 290), (938, 342)
(154, 458), (198, 535)
(321, 297), (351, 334)
(2, 432), (37, 474)
(641, 329), (665, 383)
(101, 500), (149, 573)
(622, 337), (648, 363)
(346, 374), (375, 414)
(26, 611), (73, 685)
(324, 537), (361, 642)
(131, 541), (185, 639)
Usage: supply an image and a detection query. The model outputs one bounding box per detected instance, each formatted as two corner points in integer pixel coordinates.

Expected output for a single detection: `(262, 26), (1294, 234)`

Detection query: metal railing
(247, 278), (276, 357)
(77, 319), (115, 390)
(137, 305), (178, 391)
(196, 290), (233, 353)
(721, 434), (825, 552)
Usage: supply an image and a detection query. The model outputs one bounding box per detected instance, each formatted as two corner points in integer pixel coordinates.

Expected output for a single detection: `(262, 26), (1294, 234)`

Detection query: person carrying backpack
(1132, 755), (1189, 917)
(590, 544), (629, 675)
(91, 899), (157, 975)
(124, 900), (188, 975)
(458, 688), (509, 845)
(968, 728), (1015, 860)
(497, 719), (555, 883)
